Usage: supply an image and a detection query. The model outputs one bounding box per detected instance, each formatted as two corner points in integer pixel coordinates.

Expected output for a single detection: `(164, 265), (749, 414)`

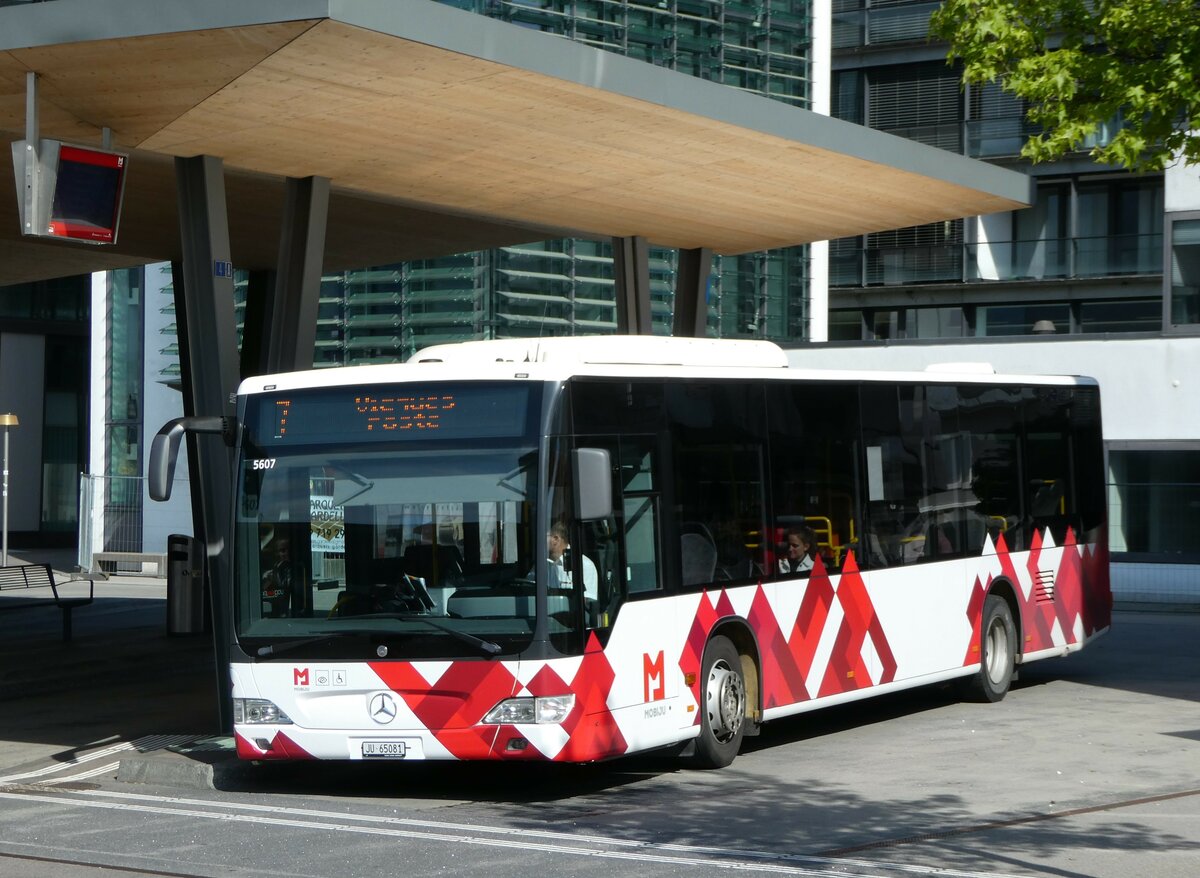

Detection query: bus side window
(668, 382), (768, 587)
(767, 382), (861, 575)
(1022, 386), (1090, 547)
(860, 387), (926, 568)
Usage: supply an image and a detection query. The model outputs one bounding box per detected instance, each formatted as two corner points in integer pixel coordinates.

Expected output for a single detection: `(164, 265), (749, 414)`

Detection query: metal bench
(0, 563), (94, 641)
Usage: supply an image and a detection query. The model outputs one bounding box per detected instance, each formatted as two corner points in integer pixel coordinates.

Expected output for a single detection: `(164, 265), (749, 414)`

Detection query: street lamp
(0, 413), (18, 567)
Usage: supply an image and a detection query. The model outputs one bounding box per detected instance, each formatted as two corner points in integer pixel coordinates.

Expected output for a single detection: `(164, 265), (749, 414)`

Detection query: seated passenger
(778, 525), (816, 575)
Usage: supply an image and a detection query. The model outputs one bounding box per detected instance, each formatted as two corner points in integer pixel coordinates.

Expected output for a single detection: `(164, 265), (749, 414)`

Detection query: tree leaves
(930, 0), (1200, 171)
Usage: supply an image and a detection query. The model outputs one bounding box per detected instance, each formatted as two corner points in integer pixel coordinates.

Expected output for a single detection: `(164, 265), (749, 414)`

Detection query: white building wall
(805, 0), (831, 343)
(1165, 161), (1200, 212)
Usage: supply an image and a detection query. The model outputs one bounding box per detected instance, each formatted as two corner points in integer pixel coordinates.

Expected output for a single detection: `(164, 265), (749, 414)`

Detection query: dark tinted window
(766, 382), (860, 575)
(668, 382), (768, 586)
(861, 382), (1024, 567)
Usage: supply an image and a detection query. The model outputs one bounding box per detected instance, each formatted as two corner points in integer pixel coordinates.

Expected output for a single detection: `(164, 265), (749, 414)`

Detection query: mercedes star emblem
(369, 693), (398, 725)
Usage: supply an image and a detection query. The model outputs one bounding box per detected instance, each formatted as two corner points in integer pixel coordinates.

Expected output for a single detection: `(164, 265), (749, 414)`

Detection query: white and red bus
(152, 337), (1110, 768)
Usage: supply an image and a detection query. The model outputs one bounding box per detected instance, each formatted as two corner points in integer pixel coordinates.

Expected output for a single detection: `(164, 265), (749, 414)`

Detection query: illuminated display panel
(249, 383), (538, 446)
(46, 145), (127, 244)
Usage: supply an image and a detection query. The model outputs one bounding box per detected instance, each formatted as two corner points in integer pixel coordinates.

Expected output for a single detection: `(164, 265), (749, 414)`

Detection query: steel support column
(672, 247), (713, 337)
(612, 235), (651, 335)
(239, 269), (274, 380)
(173, 154), (240, 733)
(266, 176), (329, 373)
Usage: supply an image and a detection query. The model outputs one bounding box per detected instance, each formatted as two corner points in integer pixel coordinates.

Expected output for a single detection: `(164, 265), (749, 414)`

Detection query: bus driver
(546, 520), (598, 601)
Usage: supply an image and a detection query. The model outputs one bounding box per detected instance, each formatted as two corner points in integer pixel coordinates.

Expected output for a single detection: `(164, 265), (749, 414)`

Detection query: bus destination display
(256, 384), (534, 445)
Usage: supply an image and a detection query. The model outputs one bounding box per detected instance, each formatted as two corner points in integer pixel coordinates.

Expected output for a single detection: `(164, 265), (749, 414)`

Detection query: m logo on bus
(643, 651), (665, 702)
(294, 668), (309, 687)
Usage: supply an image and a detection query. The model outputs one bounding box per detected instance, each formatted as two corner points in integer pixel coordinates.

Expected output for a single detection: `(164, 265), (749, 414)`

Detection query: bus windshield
(232, 382), (549, 659)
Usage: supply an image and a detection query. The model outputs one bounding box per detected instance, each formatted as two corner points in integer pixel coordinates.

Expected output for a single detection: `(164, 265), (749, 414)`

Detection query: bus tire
(966, 594), (1017, 703)
(691, 635), (747, 769)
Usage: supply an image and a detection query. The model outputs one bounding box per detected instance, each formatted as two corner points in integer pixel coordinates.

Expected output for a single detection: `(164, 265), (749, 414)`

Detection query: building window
(1076, 178), (1163, 277)
(973, 176), (1163, 283)
(0, 275), (89, 323)
(1109, 449), (1200, 560)
(1167, 215), (1200, 329)
(866, 61), (963, 152)
(832, 0), (939, 51)
(967, 81), (1034, 159)
(975, 303), (1069, 337)
(1078, 299), (1161, 333)
(828, 309), (864, 340)
(42, 336), (87, 534)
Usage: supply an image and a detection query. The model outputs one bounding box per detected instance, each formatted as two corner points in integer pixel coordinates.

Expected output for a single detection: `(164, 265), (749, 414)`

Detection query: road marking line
(40, 762), (121, 784)
(0, 786), (1035, 878)
(0, 735), (192, 784)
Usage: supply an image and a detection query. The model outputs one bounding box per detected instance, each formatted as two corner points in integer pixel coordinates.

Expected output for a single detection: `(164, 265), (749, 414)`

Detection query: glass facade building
(304, 0), (817, 365)
(828, 0), (1165, 342)
(826, 0), (1200, 583)
(0, 276), (89, 544)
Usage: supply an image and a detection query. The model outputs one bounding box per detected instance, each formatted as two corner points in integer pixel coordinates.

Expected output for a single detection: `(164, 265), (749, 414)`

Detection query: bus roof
(237, 337), (1095, 395)
(411, 336), (790, 368)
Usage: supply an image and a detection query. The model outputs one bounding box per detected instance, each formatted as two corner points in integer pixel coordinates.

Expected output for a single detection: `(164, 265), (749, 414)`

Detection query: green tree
(930, 0), (1200, 171)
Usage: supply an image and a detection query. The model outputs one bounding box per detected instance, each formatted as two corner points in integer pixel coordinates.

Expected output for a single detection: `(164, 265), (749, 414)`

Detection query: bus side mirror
(148, 416), (234, 501)
(573, 447), (612, 521)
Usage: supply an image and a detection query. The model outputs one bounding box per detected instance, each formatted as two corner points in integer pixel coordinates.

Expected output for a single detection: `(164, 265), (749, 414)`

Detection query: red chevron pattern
(237, 526), (1109, 762)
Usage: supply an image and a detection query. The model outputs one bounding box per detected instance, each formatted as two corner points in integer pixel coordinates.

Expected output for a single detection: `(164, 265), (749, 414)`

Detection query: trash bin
(166, 534), (205, 635)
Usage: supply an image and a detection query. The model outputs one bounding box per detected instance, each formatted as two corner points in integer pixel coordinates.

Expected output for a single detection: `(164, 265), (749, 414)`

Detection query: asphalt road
(0, 608), (1196, 878)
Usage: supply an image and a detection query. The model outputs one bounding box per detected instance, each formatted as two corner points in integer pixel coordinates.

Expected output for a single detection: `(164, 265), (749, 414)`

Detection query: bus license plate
(362, 741), (407, 759)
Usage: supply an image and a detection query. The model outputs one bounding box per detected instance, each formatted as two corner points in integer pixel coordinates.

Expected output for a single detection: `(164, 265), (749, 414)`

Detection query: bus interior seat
(680, 530), (718, 586)
(865, 532), (891, 568)
(402, 544), (464, 586)
(1030, 479), (1065, 516)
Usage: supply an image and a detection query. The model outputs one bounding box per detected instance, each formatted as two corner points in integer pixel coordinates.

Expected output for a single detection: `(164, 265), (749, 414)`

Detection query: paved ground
(0, 546), (1195, 783)
(0, 547), (1197, 878)
(0, 549), (217, 775)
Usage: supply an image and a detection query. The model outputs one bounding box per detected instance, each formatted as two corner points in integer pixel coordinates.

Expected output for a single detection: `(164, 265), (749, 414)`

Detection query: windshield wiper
(352, 613), (503, 656)
(254, 628), (396, 658)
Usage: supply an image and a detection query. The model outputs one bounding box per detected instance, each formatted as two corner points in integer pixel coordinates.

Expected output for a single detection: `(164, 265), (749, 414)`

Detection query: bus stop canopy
(0, 0), (1033, 285)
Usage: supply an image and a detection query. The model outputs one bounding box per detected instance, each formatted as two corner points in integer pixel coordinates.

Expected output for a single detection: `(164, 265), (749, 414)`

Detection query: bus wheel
(692, 635), (747, 769)
(966, 594), (1017, 703)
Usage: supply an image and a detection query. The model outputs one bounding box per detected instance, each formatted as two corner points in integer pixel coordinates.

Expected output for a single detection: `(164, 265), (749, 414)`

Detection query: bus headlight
(233, 698), (293, 725)
(482, 694), (575, 725)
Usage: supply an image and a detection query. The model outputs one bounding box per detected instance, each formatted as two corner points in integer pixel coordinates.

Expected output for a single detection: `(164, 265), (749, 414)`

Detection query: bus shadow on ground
(217, 741), (1200, 877)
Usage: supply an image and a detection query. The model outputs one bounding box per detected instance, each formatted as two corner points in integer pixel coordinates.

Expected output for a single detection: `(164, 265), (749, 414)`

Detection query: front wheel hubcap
(985, 618), (1011, 685)
(705, 660), (746, 743)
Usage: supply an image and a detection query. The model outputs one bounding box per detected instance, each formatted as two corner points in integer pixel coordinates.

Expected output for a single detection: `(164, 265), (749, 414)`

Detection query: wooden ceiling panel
(2, 22), (315, 148)
(0, 3), (1029, 283)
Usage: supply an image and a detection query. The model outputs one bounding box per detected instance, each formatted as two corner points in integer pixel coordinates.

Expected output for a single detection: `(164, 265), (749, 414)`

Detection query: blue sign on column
(213, 259), (233, 278)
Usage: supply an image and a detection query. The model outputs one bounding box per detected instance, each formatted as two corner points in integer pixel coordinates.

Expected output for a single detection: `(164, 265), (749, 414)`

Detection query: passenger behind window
(261, 529), (309, 617)
(778, 525), (816, 575)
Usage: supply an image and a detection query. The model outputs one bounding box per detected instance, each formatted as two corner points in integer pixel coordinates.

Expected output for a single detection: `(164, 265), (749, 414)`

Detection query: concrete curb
(116, 737), (247, 791)
(117, 753), (216, 790)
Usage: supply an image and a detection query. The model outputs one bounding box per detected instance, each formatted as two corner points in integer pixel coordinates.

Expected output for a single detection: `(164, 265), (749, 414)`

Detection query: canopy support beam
(613, 235), (651, 335)
(173, 154), (240, 735)
(672, 247), (713, 337)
